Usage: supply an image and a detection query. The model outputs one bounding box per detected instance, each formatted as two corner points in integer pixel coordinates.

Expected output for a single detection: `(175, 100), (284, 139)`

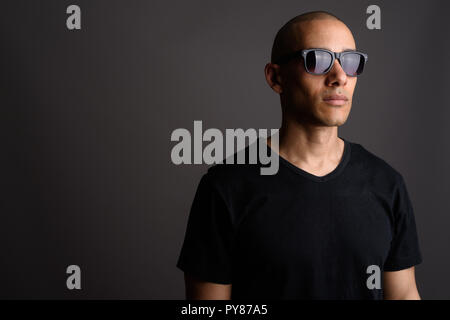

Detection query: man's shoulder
(202, 145), (266, 188)
(205, 159), (262, 184)
(201, 140), (407, 188)
(349, 140), (405, 185)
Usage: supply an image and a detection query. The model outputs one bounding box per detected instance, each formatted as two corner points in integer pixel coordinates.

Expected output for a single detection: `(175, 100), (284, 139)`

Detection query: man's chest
(232, 186), (393, 270)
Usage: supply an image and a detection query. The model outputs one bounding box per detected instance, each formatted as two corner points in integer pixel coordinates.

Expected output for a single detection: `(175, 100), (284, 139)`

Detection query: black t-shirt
(176, 137), (422, 299)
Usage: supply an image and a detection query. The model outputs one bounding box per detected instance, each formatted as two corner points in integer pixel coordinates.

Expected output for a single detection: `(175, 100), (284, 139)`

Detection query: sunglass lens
(305, 50), (333, 74)
(341, 53), (365, 76)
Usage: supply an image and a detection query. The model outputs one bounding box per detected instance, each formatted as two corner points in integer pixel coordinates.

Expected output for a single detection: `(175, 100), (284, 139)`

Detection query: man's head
(265, 11), (360, 127)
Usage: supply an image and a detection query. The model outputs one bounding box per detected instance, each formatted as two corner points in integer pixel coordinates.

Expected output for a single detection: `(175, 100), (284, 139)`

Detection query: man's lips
(323, 94), (348, 106)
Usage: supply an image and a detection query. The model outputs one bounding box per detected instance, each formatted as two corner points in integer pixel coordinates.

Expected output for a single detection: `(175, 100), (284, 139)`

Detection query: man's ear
(264, 63), (283, 94)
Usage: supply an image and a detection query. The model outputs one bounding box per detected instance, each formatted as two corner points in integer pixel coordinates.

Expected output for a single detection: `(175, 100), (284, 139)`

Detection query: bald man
(176, 11), (422, 300)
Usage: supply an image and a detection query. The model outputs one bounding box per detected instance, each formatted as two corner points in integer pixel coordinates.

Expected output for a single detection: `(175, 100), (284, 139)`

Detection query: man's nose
(326, 59), (347, 86)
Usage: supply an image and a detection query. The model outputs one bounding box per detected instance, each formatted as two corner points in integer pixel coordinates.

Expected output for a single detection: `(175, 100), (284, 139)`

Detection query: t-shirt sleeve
(176, 172), (235, 284)
(383, 176), (423, 271)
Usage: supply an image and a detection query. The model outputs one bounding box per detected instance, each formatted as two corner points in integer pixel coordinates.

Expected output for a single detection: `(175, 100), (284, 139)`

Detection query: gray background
(0, 0), (449, 299)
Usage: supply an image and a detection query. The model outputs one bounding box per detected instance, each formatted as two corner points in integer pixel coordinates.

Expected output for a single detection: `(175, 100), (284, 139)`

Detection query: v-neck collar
(276, 137), (351, 182)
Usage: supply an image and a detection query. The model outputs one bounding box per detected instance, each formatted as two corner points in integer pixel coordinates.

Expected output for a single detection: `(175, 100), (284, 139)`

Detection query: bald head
(271, 11), (347, 64)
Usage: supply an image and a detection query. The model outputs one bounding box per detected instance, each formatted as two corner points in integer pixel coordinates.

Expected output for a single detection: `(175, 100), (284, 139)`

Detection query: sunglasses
(274, 48), (368, 77)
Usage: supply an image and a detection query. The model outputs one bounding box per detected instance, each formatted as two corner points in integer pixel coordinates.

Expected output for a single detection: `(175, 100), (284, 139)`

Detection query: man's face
(280, 19), (357, 127)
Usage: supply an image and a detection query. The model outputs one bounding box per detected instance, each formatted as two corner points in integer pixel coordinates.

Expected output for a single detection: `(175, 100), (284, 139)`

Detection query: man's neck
(268, 122), (345, 176)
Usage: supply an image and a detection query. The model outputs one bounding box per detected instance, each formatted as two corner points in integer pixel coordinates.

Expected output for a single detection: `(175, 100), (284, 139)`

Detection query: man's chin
(317, 108), (351, 126)
(317, 116), (349, 127)
(288, 107), (349, 127)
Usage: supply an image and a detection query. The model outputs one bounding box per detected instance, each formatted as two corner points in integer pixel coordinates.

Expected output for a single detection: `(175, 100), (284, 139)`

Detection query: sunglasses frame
(274, 48), (368, 77)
